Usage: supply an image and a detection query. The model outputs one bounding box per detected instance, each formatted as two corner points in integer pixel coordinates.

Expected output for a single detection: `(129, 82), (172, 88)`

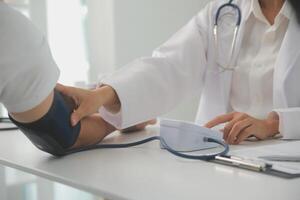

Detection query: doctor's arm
(54, 84), (156, 132)
(56, 4), (213, 129)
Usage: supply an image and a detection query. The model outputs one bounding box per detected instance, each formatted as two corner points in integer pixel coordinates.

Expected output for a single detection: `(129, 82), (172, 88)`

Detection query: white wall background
(113, 0), (207, 67)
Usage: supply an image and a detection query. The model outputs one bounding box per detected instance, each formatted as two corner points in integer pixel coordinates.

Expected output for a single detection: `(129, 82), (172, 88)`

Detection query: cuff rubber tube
(9, 90), (81, 156)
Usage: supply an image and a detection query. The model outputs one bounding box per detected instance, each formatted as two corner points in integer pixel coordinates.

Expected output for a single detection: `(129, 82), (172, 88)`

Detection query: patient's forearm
(72, 114), (116, 148)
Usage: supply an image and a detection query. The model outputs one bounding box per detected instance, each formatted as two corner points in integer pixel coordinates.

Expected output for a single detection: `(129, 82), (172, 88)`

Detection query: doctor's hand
(56, 83), (121, 126)
(205, 112), (280, 145)
(120, 119), (157, 133)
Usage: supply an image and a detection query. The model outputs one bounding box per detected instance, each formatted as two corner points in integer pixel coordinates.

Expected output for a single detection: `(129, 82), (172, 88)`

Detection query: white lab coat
(101, 0), (300, 139)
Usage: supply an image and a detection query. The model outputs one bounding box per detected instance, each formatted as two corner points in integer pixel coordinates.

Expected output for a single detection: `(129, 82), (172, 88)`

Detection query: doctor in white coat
(57, 0), (300, 145)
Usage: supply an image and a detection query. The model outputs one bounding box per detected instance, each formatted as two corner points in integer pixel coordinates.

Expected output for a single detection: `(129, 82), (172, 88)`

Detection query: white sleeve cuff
(97, 79), (124, 130)
(274, 108), (300, 140)
(98, 77), (135, 130)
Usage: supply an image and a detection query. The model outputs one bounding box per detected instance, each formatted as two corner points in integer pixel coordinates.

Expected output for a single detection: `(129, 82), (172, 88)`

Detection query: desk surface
(0, 127), (299, 200)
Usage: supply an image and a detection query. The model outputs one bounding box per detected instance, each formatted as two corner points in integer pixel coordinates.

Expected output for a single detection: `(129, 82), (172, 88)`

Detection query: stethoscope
(214, 0), (242, 72)
(0, 117), (18, 131)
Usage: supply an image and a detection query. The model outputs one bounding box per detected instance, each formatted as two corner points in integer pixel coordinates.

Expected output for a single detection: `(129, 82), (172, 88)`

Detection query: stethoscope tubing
(214, 1), (242, 26)
(214, 0), (242, 72)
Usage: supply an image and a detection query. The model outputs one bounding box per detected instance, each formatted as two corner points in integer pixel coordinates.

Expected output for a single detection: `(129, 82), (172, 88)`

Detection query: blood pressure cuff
(9, 90), (81, 156)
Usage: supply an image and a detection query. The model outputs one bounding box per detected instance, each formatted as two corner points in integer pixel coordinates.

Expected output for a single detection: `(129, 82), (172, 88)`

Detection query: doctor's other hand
(120, 119), (157, 133)
(204, 112), (280, 145)
(56, 83), (120, 126)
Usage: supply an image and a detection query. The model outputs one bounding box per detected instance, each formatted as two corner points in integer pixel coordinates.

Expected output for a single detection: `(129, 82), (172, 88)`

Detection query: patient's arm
(10, 92), (55, 123)
(10, 91), (116, 149)
(72, 114), (116, 148)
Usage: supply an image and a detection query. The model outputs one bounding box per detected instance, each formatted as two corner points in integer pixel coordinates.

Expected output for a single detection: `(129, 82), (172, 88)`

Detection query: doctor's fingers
(234, 127), (254, 145)
(134, 119), (157, 130)
(56, 84), (105, 126)
(56, 83), (76, 96)
(70, 91), (105, 126)
(121, 119), (157, 133)
(223, 114), (249, 140)
(204, 113), (235, 128)
(71, 104), (91, 126)
(56, 84), (86, 104)
(227, 118), (253, 144)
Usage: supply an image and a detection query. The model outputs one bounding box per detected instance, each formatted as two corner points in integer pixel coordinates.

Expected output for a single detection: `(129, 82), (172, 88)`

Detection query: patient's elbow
(10, 91), (54, 123)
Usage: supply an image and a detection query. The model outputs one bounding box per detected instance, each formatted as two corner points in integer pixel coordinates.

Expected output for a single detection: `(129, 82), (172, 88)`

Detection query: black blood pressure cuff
(9, 90), (81, 156)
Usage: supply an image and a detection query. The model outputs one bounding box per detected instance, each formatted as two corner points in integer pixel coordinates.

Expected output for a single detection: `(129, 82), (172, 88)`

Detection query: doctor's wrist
(97, 85), (121, 114)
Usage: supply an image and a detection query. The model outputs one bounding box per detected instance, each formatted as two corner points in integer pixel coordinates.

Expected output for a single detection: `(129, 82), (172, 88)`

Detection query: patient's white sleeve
(0, 3), (60, 113)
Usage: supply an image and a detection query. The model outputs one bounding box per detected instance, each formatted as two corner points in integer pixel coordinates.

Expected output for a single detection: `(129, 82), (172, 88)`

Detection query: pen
(213, 155), (272, 172)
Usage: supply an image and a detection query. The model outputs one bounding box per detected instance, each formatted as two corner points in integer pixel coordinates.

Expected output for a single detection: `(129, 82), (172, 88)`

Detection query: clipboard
(211, 141), (300, 179)
(211, 155), (300, 179)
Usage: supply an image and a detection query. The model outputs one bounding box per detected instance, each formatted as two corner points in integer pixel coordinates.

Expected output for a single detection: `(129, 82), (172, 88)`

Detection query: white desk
(0, 127), (299, 200)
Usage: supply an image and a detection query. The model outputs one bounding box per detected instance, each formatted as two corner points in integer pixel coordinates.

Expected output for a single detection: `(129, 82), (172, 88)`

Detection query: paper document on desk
(231, 141), (300, 176)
